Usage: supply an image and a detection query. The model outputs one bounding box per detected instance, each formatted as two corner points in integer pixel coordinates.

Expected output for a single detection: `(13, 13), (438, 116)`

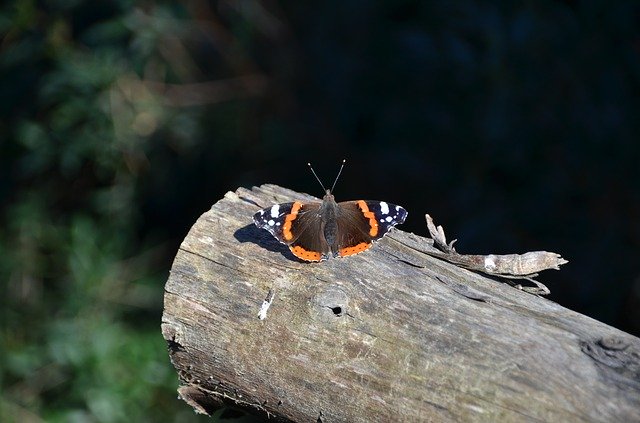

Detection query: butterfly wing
(334, 200), (407, 257)
(253, 202), (329, 261)
(361, 201), (407, 239)
(253, 202), (297, 242)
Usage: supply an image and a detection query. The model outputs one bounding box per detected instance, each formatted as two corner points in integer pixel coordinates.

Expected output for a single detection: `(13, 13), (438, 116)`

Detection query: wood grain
(161, 184), (640, 422)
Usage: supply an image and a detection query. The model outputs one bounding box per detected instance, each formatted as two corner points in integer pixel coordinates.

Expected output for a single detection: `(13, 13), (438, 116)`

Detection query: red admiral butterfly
(253, 160), (407, 262)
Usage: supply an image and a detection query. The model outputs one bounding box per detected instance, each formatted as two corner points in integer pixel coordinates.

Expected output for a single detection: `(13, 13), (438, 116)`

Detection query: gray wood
(161, 184), (640, 422)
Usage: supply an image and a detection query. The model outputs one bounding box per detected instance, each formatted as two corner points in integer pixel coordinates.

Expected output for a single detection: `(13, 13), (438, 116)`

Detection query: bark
(161, 184), (640, 422)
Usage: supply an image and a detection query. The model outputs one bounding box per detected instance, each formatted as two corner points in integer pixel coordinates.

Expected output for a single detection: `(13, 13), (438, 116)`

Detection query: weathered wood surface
(161, 184), (640, 422)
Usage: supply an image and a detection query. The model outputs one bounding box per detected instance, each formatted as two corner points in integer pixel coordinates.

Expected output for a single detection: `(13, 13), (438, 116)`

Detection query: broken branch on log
(423, 214), (568, 295)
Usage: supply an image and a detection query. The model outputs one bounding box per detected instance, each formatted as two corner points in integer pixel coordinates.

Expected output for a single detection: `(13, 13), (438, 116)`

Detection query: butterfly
(253, 160), (407, 261)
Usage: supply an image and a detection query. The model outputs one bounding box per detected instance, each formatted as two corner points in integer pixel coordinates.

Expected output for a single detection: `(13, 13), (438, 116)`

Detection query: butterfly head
(308, 159), (346, 198)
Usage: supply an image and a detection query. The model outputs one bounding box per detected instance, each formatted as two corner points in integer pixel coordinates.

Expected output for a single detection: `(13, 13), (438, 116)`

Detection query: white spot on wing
(380, 201), (389, 215)
(270, 204), (280, 218)
(395, 205), (400, 211)
(385, 216), (393, 222)
(268, 219), (275, 226)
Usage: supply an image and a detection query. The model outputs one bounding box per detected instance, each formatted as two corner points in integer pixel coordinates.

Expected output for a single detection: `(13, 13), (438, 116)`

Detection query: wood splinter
(257, 289), (275, 320)
(424, 214), (568, 295)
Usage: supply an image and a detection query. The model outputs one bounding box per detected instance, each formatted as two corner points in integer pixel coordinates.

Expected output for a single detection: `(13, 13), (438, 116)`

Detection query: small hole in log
(331, 306), (342, 316)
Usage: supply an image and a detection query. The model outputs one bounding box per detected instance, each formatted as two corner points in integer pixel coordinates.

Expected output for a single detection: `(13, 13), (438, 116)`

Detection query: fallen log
(161, 184), (640, 422)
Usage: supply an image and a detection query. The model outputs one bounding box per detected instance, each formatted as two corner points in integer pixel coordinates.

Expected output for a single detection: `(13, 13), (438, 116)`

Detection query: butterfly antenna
(330, 159), (346, 193)
(307, 163), (327, 192)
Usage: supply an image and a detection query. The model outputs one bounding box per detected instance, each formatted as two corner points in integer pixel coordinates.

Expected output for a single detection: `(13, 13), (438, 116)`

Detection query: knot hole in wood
(309, 285), (352, 322)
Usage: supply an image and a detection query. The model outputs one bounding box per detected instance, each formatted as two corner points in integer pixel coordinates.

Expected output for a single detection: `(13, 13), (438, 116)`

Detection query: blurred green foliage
(0, 0), (253, 421)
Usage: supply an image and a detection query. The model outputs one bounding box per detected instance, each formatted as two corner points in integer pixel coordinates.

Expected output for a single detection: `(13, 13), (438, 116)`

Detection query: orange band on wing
(339, 242), (372, 257)
(282, 201), (303, 241)
(356, 200), (379, 237)
(290, 245), (322, 261)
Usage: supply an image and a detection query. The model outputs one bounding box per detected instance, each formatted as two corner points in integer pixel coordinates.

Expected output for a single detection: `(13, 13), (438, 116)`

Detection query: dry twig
(423, 214), (568, 295)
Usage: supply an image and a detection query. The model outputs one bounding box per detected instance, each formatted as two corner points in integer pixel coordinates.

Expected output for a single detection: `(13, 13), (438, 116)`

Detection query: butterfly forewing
(361, 201), (407, 240)
(253, 202), (296, 240)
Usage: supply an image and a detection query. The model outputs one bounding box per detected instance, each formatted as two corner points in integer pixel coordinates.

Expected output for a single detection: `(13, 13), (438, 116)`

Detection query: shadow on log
(161, 184), (640, 422)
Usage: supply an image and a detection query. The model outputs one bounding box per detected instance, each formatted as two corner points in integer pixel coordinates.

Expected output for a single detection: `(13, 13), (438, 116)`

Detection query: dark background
(1, 0), (638, 421)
